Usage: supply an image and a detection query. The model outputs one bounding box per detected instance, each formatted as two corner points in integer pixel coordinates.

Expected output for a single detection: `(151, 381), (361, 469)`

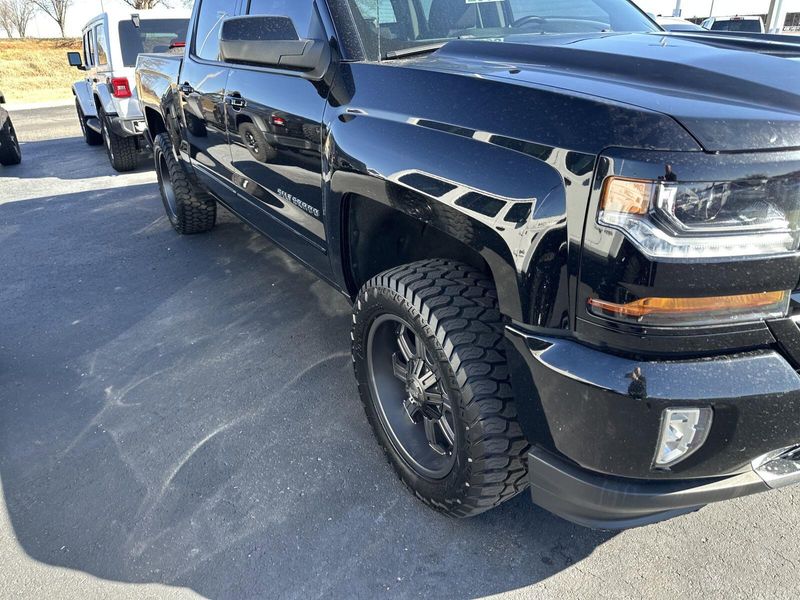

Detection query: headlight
(588, 290), (790, 327)
(599, 177), (800, 259)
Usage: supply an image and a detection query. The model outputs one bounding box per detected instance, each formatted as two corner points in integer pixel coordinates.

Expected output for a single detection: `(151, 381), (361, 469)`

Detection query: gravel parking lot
(1, 106), (798, 600)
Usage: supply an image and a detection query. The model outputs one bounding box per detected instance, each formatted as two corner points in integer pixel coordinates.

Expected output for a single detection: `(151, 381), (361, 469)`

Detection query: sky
(13, 0), (800, 38)
(19, 0), (181, 37)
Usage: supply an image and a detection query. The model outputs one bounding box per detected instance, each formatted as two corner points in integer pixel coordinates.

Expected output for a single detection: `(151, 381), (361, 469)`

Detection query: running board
(85, 117), (102, 134)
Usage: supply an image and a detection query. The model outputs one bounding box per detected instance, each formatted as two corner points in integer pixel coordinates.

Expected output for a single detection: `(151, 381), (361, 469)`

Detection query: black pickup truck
(135, 0), (800, 529)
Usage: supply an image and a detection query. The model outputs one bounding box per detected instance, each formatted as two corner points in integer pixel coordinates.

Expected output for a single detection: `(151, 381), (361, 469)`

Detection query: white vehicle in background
(67, 9), (189, 172)
(701, 15), (766, 34)
(656, 16), (704, 32)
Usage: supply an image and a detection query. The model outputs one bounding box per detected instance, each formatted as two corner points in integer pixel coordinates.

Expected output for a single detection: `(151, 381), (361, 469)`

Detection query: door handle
(179, 82), (194, 95)
(225, 93), (246, 109)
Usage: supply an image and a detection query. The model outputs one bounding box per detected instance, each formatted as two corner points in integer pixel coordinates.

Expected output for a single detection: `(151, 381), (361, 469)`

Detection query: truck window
(194, 0), (238, 61)
(346, 0), (656, 60)
(83, 30), (95, 66)
(118, 19), (190, 66)
(247, 0), (323, 39)
(96, 24), (109, 66)
(711, 19), (761, 33)
(509, 0), (609, 22)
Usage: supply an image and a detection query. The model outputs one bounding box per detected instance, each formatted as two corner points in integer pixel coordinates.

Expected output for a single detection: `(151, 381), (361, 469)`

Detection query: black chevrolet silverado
(135, 0), (800, 529)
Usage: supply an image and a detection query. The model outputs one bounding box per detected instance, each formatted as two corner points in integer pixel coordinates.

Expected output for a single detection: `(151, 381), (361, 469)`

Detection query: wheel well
(345, 194), (492, 297)
(145, 107), (167, 138)
(235, 113), (253, 128)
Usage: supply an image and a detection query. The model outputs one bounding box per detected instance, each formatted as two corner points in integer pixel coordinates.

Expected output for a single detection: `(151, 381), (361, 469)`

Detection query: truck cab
(68, 9), (189, 172)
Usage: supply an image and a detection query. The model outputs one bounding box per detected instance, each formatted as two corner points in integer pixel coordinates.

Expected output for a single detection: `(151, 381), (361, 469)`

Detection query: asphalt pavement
(0, 106), (798, 600)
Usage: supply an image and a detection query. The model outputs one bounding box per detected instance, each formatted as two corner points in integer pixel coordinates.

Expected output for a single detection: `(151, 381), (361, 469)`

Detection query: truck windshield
(346, 0), (659, 59)
(118, 19), (190, 67)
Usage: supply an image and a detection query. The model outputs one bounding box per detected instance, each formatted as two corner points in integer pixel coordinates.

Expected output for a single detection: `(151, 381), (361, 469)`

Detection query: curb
(4, 99), (75, 112)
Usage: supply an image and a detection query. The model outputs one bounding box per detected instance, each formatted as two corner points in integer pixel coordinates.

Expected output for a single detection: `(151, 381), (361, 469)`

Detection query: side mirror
(67, 51), (86, 70)
(219, 16), (330, 80)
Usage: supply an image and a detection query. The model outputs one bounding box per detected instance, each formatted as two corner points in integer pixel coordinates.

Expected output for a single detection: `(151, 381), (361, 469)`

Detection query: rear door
(222, 0), (329, 262)
(179, 0), (242, 197)
(94, 20), (112, 81)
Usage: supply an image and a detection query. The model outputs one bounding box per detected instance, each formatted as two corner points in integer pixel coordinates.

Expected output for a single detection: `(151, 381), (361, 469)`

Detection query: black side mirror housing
(219, 16), (331, 80)
(67, 51), (86, 70)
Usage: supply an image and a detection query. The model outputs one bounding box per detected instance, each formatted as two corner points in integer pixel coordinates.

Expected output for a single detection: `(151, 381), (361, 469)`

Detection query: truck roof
(711, 15), (763, 21)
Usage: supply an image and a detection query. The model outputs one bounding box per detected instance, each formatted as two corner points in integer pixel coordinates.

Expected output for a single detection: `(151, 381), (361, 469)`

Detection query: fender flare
(72, 82), (97, 118)
(94, 84), (116, 116)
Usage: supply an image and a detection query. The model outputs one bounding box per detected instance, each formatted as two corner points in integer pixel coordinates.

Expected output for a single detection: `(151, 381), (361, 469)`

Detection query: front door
(83, 25), (98, 94)
(223, 0), (329, 266)
(179, 0), (240, 198)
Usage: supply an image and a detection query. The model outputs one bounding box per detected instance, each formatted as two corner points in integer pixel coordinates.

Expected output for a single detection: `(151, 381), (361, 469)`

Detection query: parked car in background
(701, 15), (766, 33)
(67, 9), (189, 172)
(656, 16), (704, 31)
(0, 91), (21, 166)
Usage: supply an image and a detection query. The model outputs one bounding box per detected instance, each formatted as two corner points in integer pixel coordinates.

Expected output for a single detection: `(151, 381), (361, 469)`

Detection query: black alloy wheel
(367, 315), (457, 479)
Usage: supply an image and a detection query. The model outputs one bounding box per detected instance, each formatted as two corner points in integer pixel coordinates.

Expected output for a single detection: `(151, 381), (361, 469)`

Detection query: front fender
(72, 81), (96, 118)
(94, 83), (115, 115)
(326, 107), (591, 327)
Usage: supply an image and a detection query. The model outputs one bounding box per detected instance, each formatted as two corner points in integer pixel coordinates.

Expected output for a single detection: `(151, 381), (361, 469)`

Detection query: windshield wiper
(382, 43), (447, 60)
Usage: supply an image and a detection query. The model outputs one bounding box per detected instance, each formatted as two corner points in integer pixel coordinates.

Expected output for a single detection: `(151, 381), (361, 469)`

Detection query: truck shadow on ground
(0, 179), (616, 598)
(6, 136), (151, 181)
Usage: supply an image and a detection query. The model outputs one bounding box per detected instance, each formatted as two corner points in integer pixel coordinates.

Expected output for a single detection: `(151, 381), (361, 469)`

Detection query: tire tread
(154, 133), (216, 235)
(353, 259), (529, 518)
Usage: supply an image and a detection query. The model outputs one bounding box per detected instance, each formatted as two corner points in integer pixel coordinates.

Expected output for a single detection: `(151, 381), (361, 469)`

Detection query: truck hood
(416, 33), (800, 152)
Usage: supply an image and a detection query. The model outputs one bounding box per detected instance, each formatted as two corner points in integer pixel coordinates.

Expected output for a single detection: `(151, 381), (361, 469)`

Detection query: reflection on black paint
(398, 172), (457, 198)
(527, 226), (569, 328)
(455, 192), (505, 218)
(627, 367), (648, 400)
(504, 202), (533, 224)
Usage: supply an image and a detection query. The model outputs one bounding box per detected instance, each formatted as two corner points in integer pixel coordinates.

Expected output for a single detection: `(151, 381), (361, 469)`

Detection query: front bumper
(505, 326), (800, 527)
(529, 444), (800, 529)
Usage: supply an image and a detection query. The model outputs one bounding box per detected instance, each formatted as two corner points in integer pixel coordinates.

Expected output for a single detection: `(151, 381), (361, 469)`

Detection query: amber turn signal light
(600, 177), (654, 216)
(588, 291), (789, 323)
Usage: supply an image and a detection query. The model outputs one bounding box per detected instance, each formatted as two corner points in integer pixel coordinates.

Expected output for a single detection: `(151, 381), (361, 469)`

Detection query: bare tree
(8, 0), (36, 37)
(30, 0), (70, 37)
(119, 0), (167, 8)
(118, 0), (195, 11)
(118, 0), (194, 9)
(0, 1), (16, 38)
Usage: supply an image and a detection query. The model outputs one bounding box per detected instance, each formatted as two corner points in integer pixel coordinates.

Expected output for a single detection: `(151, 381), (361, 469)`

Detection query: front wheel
(352, 259), (529, 517)
(153, 133), (216, 235)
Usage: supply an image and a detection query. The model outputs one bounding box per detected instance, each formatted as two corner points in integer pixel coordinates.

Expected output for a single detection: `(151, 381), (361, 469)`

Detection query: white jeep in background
(67, 9), (189, 172)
